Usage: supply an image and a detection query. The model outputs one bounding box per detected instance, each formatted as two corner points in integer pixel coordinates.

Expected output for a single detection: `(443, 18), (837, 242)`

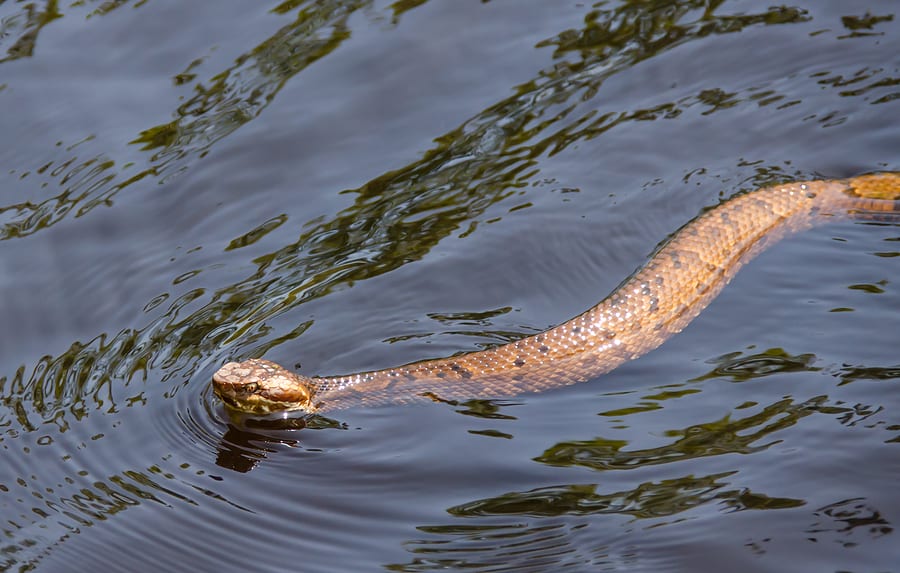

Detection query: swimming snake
(213, 173), (900, 415)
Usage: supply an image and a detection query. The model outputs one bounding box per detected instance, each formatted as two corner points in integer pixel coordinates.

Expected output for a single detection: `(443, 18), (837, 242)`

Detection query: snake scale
(213, 173), (900, 415)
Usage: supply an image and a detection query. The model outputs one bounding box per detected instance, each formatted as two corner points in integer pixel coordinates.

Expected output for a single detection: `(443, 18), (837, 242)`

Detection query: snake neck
(307, 177), (876, 409)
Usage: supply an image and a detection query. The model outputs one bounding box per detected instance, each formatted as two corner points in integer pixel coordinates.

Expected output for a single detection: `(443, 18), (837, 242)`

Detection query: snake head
(212, 358), (316, 415)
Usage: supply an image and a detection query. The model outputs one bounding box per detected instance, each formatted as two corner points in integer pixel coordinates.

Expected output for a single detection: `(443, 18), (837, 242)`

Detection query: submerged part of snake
(213, 173), (900, 415)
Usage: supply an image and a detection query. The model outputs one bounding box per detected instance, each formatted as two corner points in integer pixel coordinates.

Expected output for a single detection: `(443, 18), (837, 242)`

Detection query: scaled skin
(213, 173), (900, 415)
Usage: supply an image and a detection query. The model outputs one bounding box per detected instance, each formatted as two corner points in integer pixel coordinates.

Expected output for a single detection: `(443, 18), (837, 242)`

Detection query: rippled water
(1, 1), (899, 571)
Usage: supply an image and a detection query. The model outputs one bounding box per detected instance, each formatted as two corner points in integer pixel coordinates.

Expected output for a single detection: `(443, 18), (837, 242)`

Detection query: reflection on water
(0, 457), (249, 571)
(2, 0), (364, 240)
(540, 396), (834, 470)
(390, 475), (804, 571)
(384, 386), (897, 571)
(1, 0), (899, 570)
(214, 414), (345, 473)
(0, 1), (61, 64)
(9, 0), (899, 243)
(446, 476), (804, 519)
(391, 490), (895, 572)
(691, 347), (820, 382)
(4, 0), (885, 433)
(1, 0), (818, 432)
(807, 498), (893, 545)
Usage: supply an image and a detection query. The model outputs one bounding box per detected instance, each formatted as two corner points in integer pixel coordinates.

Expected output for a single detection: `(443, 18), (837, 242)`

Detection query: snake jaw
(212, 358), (316, 415)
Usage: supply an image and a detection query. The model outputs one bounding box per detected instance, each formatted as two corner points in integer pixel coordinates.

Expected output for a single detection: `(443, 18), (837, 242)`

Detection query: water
(1, 1), (899, 571)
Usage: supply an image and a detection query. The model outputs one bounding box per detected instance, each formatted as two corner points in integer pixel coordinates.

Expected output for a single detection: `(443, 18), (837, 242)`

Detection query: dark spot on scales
(648, 296), (659, 312)
(459, 369), (473, 379)
(539, 345), (550, 353)
(436, 372), (446, 378)
(641, 282), (651, 296)
(514, 359), (526, 367)
(572, 326), (581, 334)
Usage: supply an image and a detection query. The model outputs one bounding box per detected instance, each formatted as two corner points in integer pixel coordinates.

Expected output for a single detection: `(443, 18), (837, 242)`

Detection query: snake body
(213, 173), (900, 415)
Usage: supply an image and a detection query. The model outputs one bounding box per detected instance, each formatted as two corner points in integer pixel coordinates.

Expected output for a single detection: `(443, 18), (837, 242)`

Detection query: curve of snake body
(213, 173), (900, 415)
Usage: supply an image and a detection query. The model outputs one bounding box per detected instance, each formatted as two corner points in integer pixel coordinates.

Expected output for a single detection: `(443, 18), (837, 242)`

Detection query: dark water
(1, 1), (899, 571)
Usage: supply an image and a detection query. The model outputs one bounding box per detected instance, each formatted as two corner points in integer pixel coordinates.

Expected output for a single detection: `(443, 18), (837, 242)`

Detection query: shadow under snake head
(213, 359), (317, 415)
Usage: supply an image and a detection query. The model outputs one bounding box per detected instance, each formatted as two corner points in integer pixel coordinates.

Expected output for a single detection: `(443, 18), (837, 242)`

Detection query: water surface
(1, 1), (899, 571)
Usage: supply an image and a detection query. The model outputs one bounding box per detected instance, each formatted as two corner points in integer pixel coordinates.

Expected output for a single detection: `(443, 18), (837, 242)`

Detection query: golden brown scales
(213, 173), (900, 415)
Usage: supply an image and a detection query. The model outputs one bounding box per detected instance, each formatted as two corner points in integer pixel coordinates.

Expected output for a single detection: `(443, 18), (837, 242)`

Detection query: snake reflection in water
(213, 173), (900, 415)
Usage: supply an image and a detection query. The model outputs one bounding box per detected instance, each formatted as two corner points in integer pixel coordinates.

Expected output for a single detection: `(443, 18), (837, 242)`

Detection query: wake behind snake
(213, 173), (900, 415)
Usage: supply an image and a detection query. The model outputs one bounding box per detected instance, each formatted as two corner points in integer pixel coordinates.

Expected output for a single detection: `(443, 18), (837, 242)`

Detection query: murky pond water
(1, 1), (899, 571)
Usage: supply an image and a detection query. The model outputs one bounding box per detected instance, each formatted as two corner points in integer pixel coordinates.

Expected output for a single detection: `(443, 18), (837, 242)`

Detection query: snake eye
(243, 382), (259, 393)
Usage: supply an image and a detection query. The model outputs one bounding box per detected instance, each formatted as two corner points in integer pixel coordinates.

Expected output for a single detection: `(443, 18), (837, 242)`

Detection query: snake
(213, 173), (900, 415)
